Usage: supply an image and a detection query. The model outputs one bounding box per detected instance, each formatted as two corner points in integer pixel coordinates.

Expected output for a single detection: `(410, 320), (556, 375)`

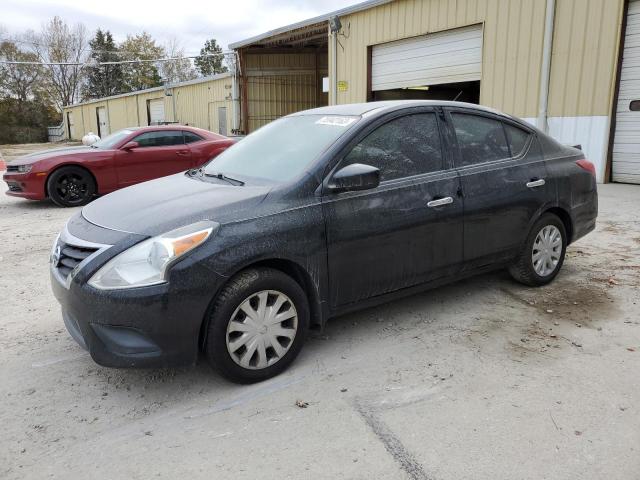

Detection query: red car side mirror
(122, 141), (139, 151)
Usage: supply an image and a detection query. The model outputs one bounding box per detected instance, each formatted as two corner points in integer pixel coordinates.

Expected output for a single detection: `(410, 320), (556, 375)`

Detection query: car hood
(82, 173), (272, 237)
(14, 146), (95, 164)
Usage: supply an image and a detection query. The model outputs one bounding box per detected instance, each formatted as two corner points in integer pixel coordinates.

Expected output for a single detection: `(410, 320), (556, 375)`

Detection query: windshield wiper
(204, 171), (245, 186)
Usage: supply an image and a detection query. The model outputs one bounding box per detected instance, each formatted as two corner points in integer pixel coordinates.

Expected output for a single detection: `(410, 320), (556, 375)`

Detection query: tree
(29, 16), (89, 109)
(194, 39), (227, 77)
(82, 29), (124, 100)
(160, 38), (197, 84)
(120, 32), (164, 92)
(0, 37), (59, 143)
(0, 40), (44, 101)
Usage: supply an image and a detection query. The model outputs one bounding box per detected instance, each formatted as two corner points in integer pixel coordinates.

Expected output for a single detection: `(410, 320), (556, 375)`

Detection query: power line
(0, 52), (235, 67)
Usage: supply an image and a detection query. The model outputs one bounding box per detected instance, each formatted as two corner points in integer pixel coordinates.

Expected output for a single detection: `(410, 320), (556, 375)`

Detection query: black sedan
(50, 101), (598, 383)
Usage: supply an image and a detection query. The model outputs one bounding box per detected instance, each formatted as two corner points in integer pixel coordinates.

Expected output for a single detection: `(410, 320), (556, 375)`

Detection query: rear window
(184, 131), (204, 143)
(504, 123), (531, 157)
(452, 113), (509, 166)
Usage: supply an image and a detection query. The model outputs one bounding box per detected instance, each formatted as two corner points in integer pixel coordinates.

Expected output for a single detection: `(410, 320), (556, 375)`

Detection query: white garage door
(612, 0), (640, 184)
(371, 24), (483, 91)
(148, 98), (165, 125)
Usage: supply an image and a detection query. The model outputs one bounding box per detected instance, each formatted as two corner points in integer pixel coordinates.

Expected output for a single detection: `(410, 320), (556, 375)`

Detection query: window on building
(133, 131), (184, 147)
(342, 113), (443, 182)
(451, 113), (509, 166)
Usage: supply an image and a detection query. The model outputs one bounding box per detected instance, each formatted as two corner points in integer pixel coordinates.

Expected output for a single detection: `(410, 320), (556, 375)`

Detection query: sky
(1, 0), (364, 54)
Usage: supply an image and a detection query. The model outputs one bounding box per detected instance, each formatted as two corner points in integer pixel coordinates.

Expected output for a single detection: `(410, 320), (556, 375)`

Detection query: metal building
(231, 0), (639, 184)
(61, 0), (639, 184)
(63, 73), (233, 140)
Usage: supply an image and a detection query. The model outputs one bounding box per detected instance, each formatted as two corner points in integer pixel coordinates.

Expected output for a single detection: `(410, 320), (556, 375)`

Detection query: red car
(3, 126), (235, 207)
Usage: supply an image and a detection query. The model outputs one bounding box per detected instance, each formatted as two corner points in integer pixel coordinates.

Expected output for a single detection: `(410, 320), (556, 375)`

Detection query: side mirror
(328, 163), (380, 193)
(122, 141), (139, 151)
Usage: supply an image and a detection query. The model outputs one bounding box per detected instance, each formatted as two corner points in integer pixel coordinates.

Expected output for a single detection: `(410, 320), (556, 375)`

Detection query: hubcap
(226, 290), (298, 370)
(532, 225), (562, 277)
(56, 174), (88, 202)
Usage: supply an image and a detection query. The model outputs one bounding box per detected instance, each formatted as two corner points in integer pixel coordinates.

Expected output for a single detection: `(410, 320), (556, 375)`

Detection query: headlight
(88, 221), (217, 290)
(17, 164), (32, 173)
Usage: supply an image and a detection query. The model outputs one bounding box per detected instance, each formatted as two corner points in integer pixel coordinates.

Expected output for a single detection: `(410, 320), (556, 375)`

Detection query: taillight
(576, 159), (596, 177)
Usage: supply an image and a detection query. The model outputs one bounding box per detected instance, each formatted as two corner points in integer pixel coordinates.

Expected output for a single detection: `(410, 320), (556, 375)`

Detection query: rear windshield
(204, 115), (360, 183)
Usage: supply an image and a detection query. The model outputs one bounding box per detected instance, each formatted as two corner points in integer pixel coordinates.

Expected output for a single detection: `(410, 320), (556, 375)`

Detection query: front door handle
(427, 196), (454, 208)
(176, 150), (190, 156)
(526, 179), (546, 188)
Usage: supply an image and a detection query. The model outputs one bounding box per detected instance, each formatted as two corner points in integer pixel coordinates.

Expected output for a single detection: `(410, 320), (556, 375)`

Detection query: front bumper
(50, 217), (224, 368)
(3, 171), (47, 200)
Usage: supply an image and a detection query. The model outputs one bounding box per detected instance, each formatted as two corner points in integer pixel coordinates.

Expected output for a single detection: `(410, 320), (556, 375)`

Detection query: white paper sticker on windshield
(315, 116), (357, 127)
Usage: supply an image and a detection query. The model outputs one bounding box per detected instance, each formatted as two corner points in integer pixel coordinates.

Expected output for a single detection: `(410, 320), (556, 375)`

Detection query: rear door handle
(427, 196), (454, 208)
(176, 150), (190, 156)
(526, 179), (546, 188)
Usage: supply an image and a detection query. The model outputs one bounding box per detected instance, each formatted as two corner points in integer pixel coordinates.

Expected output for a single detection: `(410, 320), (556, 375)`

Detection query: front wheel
(47, 166), (96, 207)
(509, 213), (567, 286)
(204, 268), (309, 383)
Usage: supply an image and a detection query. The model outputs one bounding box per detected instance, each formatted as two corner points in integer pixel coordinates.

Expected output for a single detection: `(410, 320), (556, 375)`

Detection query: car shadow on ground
(59, 269), (513, 404)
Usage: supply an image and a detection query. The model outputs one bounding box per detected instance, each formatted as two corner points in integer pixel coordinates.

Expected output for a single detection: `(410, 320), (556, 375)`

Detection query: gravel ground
(1, 184), (639, 480)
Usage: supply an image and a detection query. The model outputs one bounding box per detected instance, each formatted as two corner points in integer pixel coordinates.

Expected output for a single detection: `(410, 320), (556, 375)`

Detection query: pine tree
(83, 29), (123, 100)
(194, 39), (228, 77)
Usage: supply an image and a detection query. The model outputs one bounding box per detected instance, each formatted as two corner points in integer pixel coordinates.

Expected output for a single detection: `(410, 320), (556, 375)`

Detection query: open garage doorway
(234, 21), (329, 134)
(368, 25), (483, 106)
(371, 80), (480, 103)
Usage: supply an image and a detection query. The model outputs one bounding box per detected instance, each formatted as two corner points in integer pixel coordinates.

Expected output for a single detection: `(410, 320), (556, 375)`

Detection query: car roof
(127, 125), (221, 138)
(292, 100), (514, 120)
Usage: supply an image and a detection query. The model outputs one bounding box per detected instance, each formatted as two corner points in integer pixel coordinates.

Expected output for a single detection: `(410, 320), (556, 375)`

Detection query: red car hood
(13, 146), (95, 165)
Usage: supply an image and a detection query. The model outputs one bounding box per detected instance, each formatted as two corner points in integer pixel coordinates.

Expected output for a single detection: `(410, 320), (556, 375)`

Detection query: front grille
(55, 241), (99, 278)
(6, 182), (22, 192)
(6, 165), (20, 173)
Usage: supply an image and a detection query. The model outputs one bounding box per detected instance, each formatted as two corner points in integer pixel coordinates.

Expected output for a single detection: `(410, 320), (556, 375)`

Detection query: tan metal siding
(62, 76), (232, 138)
(548, 0), (625, 116)
(173, 77), (234, 132)
(332, 0), (623, 119)
(244, 52), (327, 132)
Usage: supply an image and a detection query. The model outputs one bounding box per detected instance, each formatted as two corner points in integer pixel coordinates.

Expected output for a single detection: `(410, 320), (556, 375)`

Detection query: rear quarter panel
(192, 140), (234, 167)
(542, 141), (598, 243)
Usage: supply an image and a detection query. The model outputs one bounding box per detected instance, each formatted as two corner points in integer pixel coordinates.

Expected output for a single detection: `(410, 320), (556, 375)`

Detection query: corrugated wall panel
(548, 0), (624, 116)
(244, 52), (326, 132)
(62, 77), (232, 139)
(332, 0), (622, 119)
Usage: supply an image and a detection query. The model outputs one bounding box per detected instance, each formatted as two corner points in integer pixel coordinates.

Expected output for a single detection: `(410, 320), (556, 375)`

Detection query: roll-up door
(371, 24), (483, 92)
(612, 0), (640, 184)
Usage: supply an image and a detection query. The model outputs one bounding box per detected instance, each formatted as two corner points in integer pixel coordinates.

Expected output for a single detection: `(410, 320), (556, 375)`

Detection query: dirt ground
(1, 184), (639, 480)
(0, 142), (81, 163)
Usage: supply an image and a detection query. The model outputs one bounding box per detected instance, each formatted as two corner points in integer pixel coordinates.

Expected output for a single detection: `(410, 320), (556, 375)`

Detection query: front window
(92, 129), (137, 149)
(204, 115), (360, 183)
(132, 131), (185, 147)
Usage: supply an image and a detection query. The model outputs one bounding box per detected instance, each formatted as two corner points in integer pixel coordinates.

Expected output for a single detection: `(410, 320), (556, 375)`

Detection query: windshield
(92, 129), (137, 149)
(204, 114), (360, 182)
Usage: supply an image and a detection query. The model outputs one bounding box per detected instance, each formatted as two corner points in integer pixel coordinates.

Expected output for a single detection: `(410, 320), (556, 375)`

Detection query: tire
(204, 268), (309, 383)
(47, 166), (96, 207)
(509, 213), (567, 287)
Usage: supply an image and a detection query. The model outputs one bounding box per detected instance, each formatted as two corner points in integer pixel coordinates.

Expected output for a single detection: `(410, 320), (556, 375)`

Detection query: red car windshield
(91, 129), (137, 149)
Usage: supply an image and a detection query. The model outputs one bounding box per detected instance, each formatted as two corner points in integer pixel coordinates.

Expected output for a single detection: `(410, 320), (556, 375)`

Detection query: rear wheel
(509, 213), (567, 286)
(204, 268), (309, 383)
(47, 166), (96, 207)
